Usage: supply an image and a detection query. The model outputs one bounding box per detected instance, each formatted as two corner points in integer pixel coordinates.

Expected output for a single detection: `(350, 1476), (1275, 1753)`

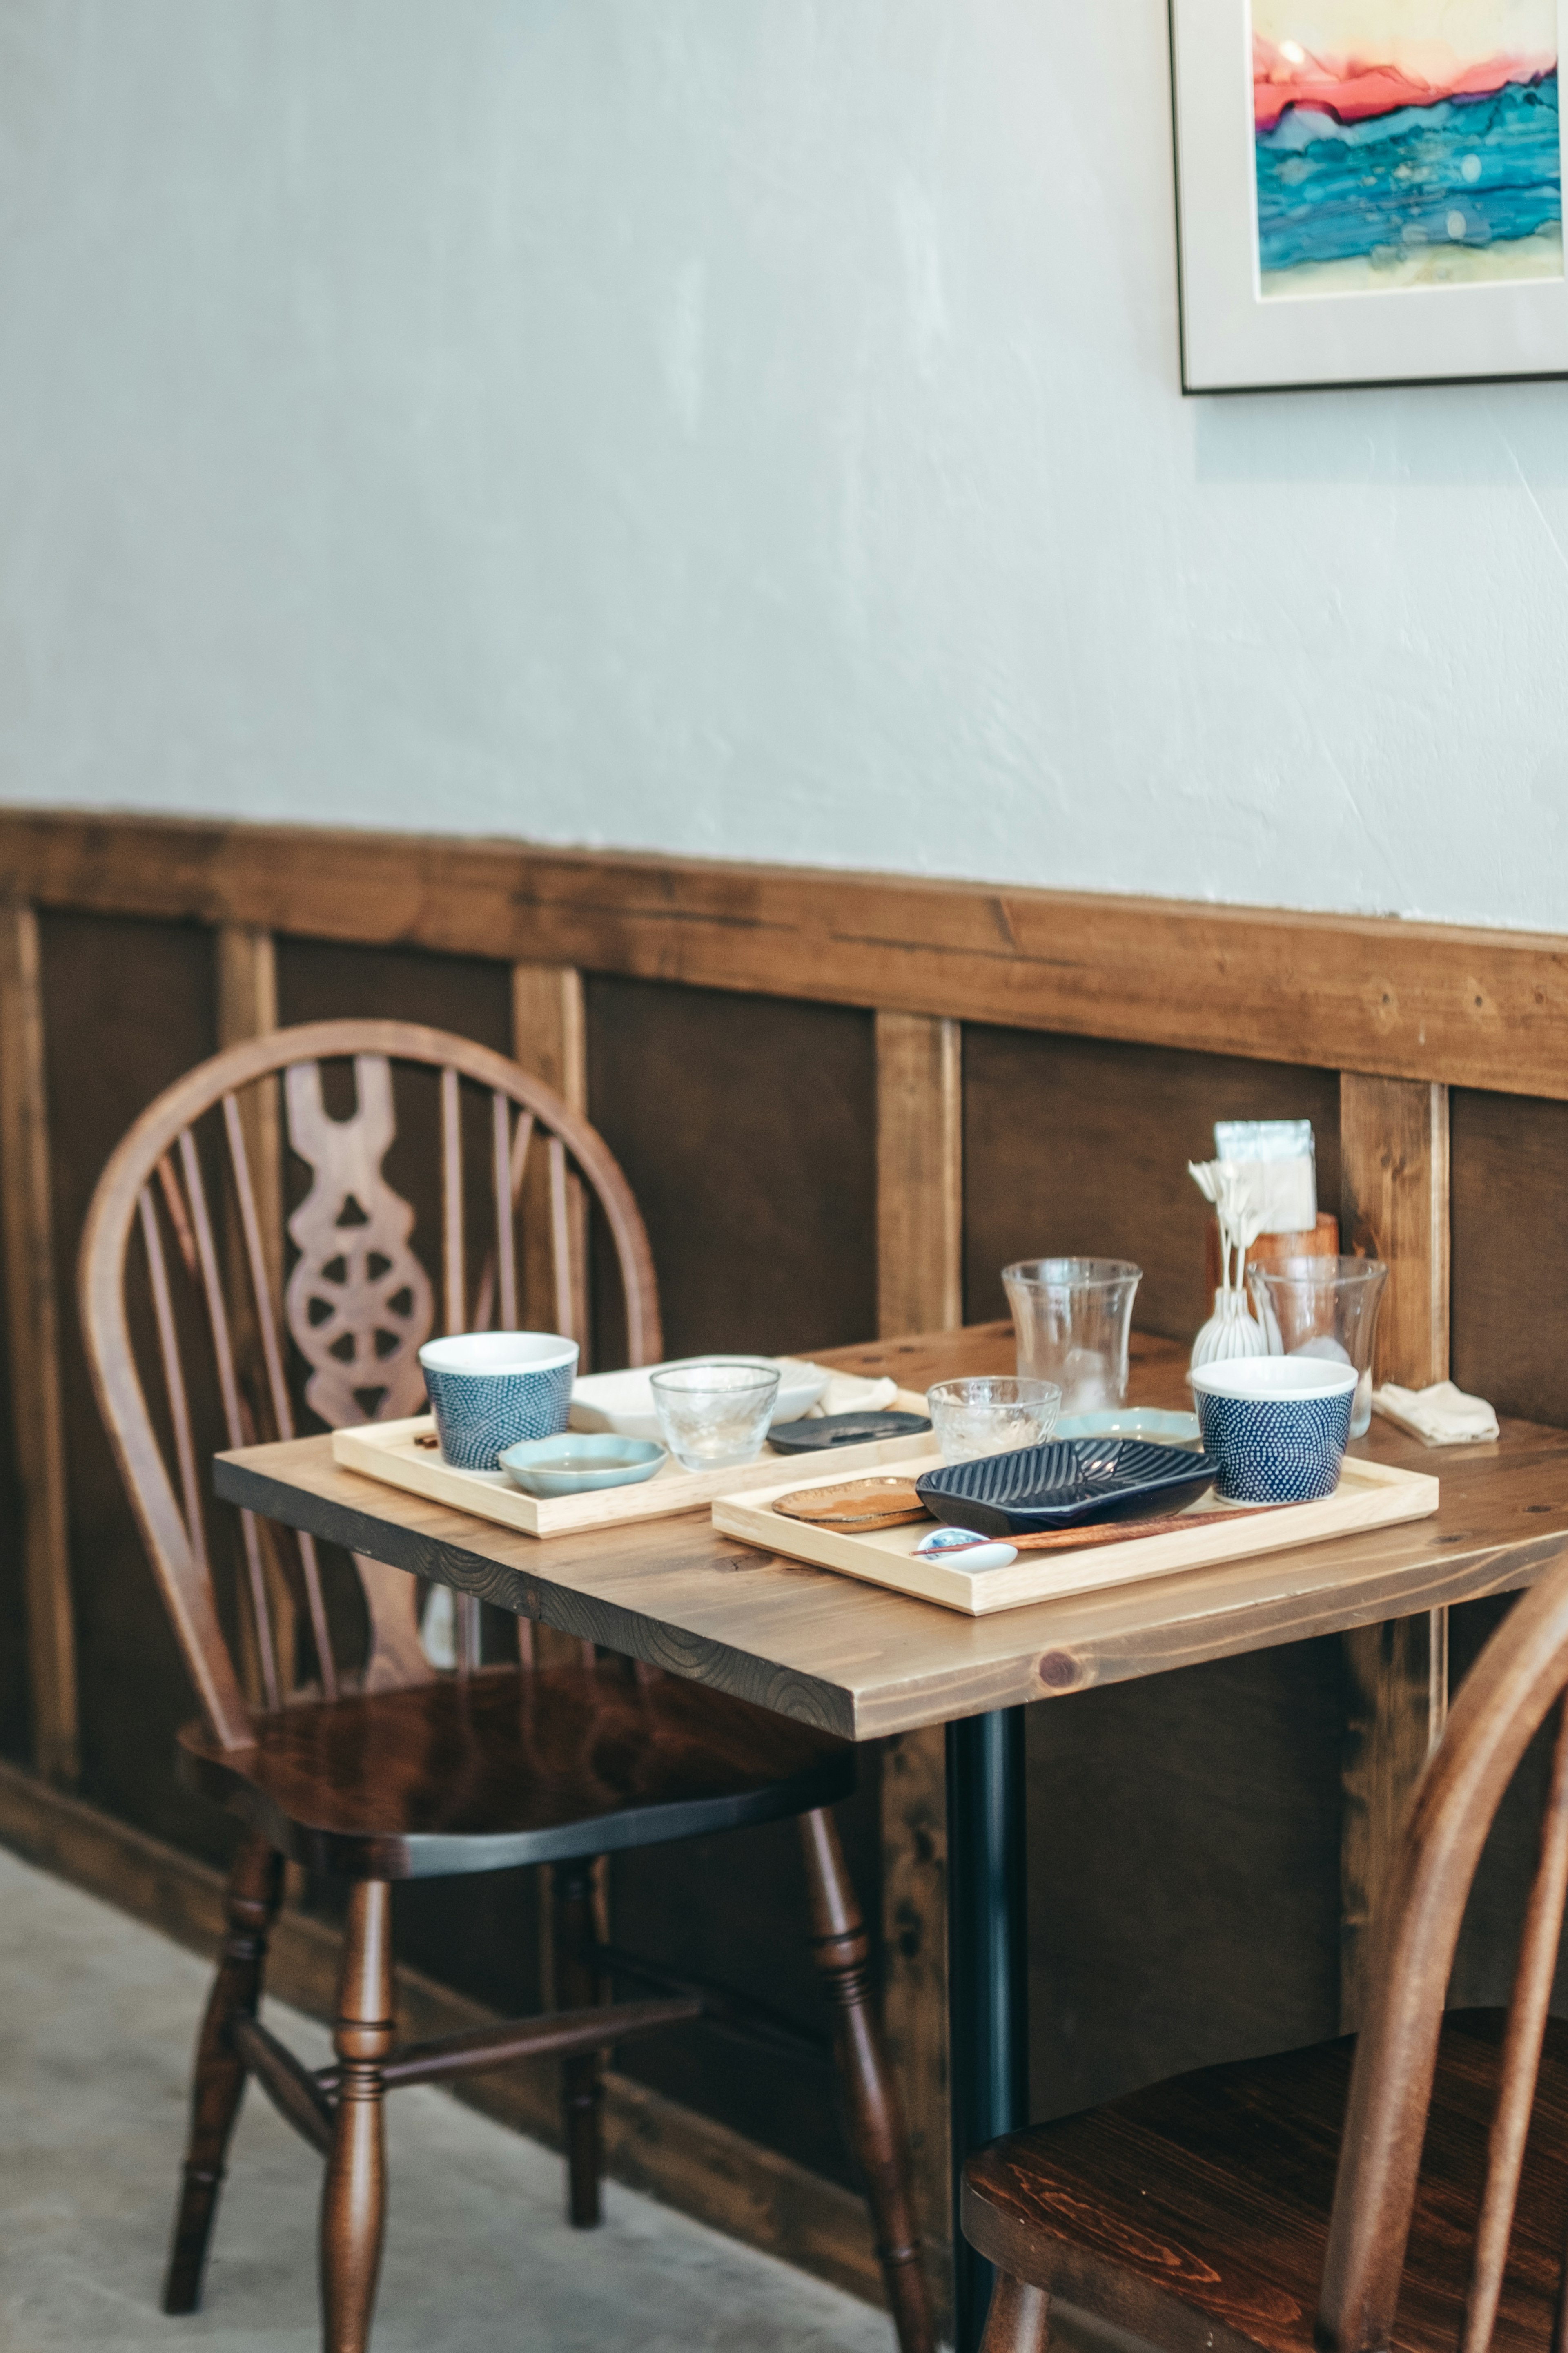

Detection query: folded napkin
(1372, 1379), (1500, 1447)
(804, 1370), (900, 1417)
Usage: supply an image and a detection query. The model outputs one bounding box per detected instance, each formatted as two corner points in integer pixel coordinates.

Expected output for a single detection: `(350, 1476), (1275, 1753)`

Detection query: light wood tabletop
(214, 1323), (1568, 1744)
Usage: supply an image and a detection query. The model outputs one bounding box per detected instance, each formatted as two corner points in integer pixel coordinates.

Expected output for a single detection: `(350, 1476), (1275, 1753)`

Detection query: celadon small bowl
(499, 1433), (667, 1499)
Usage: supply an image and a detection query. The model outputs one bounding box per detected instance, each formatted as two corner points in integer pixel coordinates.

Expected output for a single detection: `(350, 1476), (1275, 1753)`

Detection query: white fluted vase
(1190, 1287), (1268, 1374)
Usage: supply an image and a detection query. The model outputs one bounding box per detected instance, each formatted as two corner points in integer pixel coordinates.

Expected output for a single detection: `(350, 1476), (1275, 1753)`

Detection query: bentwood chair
(961, 1552), (1568, 2353)
(78, 1020), (932, 2353)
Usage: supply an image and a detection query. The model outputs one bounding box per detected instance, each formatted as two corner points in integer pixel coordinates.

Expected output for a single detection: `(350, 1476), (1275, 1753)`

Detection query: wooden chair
(961, 1552), (1568, 2353)
(78, 1019), (933, 2353)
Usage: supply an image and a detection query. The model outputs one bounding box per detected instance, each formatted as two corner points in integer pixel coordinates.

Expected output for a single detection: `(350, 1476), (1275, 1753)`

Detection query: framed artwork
(1169, 0), (1568, 388)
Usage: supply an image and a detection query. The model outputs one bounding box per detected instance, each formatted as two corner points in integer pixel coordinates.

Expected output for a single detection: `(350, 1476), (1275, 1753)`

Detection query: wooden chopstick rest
(772, 1477), (929, 1531)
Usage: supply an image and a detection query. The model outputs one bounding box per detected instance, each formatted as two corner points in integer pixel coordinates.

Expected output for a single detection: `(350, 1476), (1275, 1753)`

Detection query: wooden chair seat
(178, 1663), (855, 1879)
(964, 2010), (1568, 2353)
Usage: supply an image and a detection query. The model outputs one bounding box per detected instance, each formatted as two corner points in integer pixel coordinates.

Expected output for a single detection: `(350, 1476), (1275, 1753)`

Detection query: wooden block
(876, 1012), (962, 1340)
(1338, 1073), (1452, 2029)
(0, 903), (78, 1786)
(1205, 1211), (1339, 1299)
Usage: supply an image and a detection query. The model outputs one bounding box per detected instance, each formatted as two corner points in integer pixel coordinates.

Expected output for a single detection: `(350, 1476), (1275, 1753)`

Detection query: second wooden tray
(330, 1393), (933, 1539)
(711, 1450), (1441, 1615)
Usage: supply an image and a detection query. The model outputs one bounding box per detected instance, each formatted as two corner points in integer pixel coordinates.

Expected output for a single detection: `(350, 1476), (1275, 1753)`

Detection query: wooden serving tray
(330, 1394), (933, 1540)
(711, 1450), (1440, 1615)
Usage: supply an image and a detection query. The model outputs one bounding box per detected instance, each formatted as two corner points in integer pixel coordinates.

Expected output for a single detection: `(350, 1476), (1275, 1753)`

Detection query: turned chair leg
(163, 1834), (283, 2314)
(800, 1807), (937, 2353)
(980, 2276), (1050, 2353)
(555, 1858), (605, 2227)
(321, 1881), (395, 2353)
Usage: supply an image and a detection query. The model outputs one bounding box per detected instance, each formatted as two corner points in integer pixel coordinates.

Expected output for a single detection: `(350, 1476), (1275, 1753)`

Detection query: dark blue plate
(768, 1409), (931, 1454)
(915, 1439), (1218, 1537)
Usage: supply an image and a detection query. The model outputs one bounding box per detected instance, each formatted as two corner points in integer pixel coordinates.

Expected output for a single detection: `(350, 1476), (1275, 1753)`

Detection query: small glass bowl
(649, 1358), (782, 1472)
(926, 1376), (1062, 1464)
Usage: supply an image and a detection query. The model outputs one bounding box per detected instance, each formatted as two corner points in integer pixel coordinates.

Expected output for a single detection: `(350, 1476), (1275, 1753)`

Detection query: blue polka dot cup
(418, 1332), (579, 1471)
(1190, 1357), (1356, 1504)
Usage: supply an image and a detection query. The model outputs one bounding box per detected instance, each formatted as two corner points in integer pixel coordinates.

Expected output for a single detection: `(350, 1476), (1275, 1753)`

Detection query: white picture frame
(1169, 0), (1568, 389)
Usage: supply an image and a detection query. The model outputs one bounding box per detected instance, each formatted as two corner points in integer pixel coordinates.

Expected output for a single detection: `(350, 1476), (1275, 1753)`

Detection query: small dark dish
(916, 1438), (1218, 1537)
(767, 1410), (931, 1454)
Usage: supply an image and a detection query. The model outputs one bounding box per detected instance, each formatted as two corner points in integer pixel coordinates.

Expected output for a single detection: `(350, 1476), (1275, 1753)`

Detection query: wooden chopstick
(1004, 1502), (1275, 1554)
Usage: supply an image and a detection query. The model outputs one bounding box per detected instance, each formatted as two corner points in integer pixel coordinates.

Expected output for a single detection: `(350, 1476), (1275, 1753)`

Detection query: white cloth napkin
(1371, 1380), (1500, 1447)
(804, 1370), (900, 1417)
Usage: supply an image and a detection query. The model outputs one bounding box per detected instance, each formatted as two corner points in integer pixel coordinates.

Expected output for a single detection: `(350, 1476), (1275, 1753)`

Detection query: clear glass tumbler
(1002, 1259), (1143, 1416)
(649, 1358), (781, 1471)
(1245, 1256), (1389, 1439)
(927, 1376), (1062, 1463)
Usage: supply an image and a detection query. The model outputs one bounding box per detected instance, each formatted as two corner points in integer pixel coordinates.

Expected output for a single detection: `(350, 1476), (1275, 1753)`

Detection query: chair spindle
(222, 1090), (336, 1702)
(139, 1184), (212, 1582)
(177, 1130), (281, 1713)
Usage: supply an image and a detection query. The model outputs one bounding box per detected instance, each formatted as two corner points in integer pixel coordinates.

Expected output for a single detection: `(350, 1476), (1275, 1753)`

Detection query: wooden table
(216, 1324), (1568, 2352)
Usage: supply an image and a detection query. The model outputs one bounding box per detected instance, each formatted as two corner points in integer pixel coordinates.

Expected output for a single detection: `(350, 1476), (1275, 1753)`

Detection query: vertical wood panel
(512, 964), (588, 1357)
(214, 926), (300, 1717)
(215, 922), (285, 1342)
(963, 1029), (1341, 1341)
(1338, 1073), (1452, 2027)
(1341, 1074), (1450, 1388)
(0, 904), (78, 1786)
(876, 1013), (962, 1337)
(876, 1012), (958, 2329)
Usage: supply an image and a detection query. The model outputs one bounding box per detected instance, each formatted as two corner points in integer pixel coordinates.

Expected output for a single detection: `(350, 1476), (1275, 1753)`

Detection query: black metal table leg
(947, 1706), (1029, 2353)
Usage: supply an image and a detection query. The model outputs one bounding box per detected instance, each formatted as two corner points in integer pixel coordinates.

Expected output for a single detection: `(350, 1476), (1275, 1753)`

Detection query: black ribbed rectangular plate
(915, 1439), (1218, 1537)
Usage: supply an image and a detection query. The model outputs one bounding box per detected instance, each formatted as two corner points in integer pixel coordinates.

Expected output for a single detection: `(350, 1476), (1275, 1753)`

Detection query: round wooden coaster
(772, 1477), (929, 1531)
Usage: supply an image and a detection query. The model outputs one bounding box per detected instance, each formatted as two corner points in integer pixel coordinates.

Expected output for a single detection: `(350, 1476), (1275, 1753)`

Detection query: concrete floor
(0, 1847), (893, 2353)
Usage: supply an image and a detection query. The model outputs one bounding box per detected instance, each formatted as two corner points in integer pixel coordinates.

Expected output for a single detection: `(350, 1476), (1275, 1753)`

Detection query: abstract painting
(1168, 0), (1568, 384)
(1253, 0), (1561, 297)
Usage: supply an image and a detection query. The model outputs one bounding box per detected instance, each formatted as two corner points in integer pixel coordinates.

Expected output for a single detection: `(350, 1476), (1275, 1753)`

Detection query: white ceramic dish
(1056, 1407), (1204, 1449)
(570, 1356), (828, 1442)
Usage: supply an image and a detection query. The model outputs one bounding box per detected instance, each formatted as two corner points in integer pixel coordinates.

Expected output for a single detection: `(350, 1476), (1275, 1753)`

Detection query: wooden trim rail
(4, 808), (1568, 1095)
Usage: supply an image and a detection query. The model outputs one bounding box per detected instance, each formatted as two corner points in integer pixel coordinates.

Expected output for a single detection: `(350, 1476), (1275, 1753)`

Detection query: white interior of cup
(419, 1331), (577, 1376)
(1191, 1357), (1356, 1402)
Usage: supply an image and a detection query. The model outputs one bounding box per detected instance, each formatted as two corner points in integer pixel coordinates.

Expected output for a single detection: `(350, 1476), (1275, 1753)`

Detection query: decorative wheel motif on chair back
(283, 1056), (434, 1427)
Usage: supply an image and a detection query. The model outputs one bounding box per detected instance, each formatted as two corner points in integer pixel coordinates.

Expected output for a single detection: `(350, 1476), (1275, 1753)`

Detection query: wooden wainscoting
(4, 808), (1568, 2324)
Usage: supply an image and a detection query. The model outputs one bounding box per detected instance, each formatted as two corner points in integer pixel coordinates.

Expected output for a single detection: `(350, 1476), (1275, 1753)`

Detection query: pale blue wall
(0, 0), (1564, 928)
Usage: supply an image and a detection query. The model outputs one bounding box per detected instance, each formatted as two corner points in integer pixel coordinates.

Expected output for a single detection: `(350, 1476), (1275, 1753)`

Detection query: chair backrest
(79, 1019), (662, 1752)
(1318, 1552), (1568, 2353)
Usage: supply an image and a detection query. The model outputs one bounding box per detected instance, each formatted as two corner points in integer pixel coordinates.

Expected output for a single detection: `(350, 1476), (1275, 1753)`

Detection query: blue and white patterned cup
(1190, 1356), (1356, 1504)
(418, 1332), (579, 1471)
